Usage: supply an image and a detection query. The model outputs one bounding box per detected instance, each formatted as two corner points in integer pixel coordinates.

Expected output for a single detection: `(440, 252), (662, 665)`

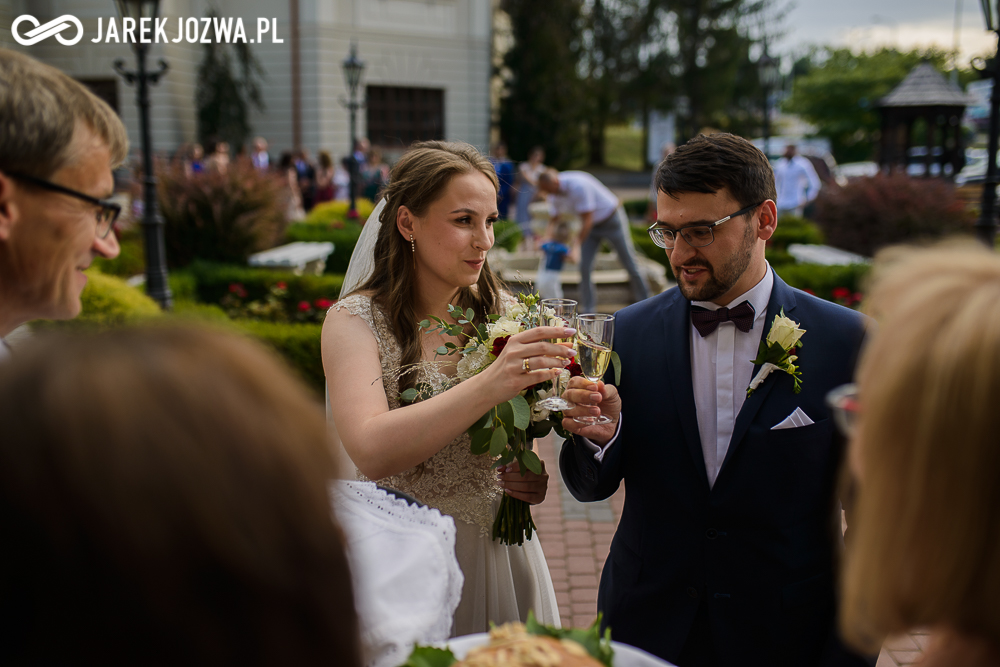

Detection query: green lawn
(604, 125), (645, 171)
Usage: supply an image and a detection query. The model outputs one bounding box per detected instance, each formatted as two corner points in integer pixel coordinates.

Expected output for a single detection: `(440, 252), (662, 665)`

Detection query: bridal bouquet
(404, 292), (577, 546)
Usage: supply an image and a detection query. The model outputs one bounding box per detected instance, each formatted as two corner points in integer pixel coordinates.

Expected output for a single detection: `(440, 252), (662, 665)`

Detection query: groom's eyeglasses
(826, 383), (859, 438)
(648, 201), (764, 249)
(5, 171), (121, 239)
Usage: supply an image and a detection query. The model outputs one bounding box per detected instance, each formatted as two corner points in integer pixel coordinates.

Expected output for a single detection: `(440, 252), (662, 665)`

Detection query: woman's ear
(396, 205), (417, 242)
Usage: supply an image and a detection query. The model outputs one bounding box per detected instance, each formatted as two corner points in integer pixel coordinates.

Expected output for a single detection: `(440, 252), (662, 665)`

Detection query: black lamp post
(978, 0), (1000, 248)
(758, 49), (779, 157)
(341, 42), (366, 220)
(112, 0), (172, 309)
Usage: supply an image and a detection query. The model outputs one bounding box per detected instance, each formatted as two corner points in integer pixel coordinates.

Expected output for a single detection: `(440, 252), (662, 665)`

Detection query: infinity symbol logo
(12, 14), (85, 46)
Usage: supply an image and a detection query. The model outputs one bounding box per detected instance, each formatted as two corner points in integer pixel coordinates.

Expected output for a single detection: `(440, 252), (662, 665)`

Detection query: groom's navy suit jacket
(560, 272), (869, 667)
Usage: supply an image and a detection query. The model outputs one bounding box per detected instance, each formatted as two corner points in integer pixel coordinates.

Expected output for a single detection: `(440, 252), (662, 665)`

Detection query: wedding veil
(339, 198), (387, 299)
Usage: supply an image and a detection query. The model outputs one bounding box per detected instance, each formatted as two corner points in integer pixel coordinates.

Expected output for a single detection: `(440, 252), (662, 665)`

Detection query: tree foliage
(498, 0), (587, 168)
(195, 9), (266, 151)
(783, 47), (973, 163)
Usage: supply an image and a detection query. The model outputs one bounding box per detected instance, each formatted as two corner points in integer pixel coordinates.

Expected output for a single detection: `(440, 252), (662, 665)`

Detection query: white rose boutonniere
(747, 310), (805, 396)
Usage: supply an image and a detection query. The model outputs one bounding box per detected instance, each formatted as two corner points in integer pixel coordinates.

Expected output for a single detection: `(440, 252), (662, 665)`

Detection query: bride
(322, 141), (570, 634)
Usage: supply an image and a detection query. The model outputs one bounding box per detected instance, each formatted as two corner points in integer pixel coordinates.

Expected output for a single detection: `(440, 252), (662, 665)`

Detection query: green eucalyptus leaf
(490, 425), (509, 457)
(497, 400), (514, 430)
(471, 411), (492, 432)
(400, 388), (419, 403)
(418, 319), (430, 329)
(521, 448), (542, 475)
(510, 394), (531, 430)
(466, 307), (475, 321)
(610, 351), (622, 385)
(470, 428), (492, 455)
(436, 346), (449, 356)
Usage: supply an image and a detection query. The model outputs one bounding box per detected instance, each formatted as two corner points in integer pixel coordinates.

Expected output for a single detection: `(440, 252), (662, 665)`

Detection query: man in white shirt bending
(0, 49), (126, 352)
(773, 144), (821, 218)
(537, 169), (650, 313)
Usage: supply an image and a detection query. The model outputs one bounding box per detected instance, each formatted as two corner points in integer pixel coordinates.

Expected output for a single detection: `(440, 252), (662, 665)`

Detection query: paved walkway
(531, 433), (925, 665)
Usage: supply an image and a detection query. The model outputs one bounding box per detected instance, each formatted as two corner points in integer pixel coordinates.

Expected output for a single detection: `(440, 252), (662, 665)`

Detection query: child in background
(537, 222), (572, 299)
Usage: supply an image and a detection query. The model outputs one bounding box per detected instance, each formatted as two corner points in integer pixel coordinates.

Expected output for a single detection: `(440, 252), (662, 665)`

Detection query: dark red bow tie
(690, 300), (755, 337)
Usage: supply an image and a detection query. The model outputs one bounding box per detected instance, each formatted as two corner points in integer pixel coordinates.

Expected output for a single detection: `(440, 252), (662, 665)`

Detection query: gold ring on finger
(522, 358), (531, 373)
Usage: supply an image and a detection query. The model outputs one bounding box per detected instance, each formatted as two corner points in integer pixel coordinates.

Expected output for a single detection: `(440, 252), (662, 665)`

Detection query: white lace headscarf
(339, 198), (387, 299)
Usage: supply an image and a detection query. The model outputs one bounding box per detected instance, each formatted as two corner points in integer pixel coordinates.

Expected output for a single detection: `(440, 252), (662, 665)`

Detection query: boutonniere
(747, 310), (805, 396)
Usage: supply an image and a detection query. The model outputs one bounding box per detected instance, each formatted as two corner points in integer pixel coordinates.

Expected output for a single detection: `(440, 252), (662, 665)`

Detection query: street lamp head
(758, 53), (780, 89)
(114, 0), (161, 51)
(342, 42), (365, 97)
(982, 0), (998, 32)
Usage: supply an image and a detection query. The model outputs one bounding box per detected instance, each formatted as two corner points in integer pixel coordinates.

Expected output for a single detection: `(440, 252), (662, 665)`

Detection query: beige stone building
(1, 0), (493, 158)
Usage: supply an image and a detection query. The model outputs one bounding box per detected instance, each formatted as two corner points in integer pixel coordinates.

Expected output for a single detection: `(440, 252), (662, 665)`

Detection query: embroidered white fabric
(331, 480), (464, 667)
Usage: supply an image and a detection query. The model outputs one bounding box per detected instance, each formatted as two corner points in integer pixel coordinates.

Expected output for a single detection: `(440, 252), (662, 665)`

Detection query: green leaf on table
(510, 394), (531, 430)
(400, 388), (419, 403)
(521, 448), (542, 475)
(610, 351), (622, 385)
(400, 645), (457, 667)
(471, 427), (492, 455)
(490, 425), (508, 457)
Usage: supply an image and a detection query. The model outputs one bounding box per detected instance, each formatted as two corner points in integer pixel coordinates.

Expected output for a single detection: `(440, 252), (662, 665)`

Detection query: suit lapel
(661, 291), (710, 487)
(718, 272), (799, 477)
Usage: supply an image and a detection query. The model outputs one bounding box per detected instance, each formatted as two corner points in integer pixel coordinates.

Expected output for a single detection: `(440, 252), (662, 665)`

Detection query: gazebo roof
(879, 62), (973, 108)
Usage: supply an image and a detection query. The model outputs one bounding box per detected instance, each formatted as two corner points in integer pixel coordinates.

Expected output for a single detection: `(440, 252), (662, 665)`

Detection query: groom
(560, 134), (870, 667)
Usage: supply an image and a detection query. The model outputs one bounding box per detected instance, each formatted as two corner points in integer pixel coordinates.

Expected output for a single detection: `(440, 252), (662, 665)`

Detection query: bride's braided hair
(356, 141), (504, 391)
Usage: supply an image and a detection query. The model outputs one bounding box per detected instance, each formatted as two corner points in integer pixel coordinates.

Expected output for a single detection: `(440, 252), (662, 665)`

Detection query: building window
(366, 86), (444, 148)
(78, 78), (119, 115)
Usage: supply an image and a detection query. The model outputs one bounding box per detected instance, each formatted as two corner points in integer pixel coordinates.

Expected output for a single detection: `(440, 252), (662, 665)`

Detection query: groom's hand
(560, 376), (620, 445)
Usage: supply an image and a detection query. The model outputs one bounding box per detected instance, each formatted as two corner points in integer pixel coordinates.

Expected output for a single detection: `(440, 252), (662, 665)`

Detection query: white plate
(445, 633), (676, 667)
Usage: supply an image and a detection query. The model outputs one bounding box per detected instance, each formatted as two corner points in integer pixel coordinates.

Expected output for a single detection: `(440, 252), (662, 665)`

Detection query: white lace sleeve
(331, 480), (464, 667)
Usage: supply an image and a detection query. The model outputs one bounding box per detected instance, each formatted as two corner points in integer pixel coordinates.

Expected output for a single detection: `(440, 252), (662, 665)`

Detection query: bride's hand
(482, 325), (576, 404)
(499, 459), (548, 505)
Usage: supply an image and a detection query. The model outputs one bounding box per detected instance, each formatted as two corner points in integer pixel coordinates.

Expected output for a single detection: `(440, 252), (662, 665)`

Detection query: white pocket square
(771, 407), (815, 430)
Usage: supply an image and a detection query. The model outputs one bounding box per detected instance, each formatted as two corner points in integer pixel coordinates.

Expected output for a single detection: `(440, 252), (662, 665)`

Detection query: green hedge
(630, 226), (669, 268)
(233, 319), (325, 393)
(303, 199), (377, 226)
(93, 229), (145, 278)
(772, 262), (870, 302)
(284, 222), (364, 274)
(180, 261), (344, 307)
(35, 270), (163, 330)
(624, 198), (649, 220)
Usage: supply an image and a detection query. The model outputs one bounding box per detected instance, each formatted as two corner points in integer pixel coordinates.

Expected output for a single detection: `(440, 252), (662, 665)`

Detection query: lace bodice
(332, 294), (501, 533)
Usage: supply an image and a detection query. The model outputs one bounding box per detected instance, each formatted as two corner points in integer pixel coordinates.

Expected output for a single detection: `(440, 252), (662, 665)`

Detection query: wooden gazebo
(878, 63), (972, 178)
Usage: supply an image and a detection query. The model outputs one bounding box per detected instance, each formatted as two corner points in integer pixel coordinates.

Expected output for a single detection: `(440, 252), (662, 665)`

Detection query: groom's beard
(671, 221), (755, 302)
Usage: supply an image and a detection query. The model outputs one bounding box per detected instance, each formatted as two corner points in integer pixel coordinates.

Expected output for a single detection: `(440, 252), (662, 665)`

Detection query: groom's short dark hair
(655, 133), (776, 209)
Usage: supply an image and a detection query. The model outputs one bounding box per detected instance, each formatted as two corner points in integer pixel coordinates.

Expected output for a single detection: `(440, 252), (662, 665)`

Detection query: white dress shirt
(583, 266), (774, 489)
(546, 171), (620, 223)
(774, 156), (821, 212)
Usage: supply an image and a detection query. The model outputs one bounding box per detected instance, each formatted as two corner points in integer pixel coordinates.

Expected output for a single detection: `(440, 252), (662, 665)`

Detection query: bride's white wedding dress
(331, 293), (560, 635)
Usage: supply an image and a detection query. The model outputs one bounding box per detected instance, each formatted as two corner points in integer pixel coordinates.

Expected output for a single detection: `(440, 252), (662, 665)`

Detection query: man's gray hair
(0, 48), (129, 178)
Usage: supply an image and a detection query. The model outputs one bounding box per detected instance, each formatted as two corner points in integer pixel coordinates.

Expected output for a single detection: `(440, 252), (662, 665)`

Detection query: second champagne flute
(535, 298), (576, 412)
(573, 313), (615, 426)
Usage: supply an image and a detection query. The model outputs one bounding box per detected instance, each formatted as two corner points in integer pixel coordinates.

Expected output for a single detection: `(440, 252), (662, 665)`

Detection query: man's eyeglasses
(5, 171), (121, 239)
(647, 201), (764, 249)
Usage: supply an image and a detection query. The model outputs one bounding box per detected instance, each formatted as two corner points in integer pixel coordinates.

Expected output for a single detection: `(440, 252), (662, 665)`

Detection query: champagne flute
(535, 298), (577, 412)
(573, 313), (615, 425)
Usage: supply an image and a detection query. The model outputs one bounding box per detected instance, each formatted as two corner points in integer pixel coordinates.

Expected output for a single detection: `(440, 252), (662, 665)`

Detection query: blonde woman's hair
(0, 48), (129, 178)
(842, 240), (1000, 652)
(354, 140), (503, 390)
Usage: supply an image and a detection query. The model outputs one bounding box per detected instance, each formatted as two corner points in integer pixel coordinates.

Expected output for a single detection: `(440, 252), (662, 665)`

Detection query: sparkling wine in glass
(536, 298), (577, 412)
(573, 313), (615, 426)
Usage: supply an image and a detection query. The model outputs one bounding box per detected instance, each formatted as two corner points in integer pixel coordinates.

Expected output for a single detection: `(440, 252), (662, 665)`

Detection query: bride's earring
(410, 235), (415, 253)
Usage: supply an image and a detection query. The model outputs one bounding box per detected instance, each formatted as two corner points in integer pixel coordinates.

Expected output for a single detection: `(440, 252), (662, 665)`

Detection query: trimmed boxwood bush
(37, 270), (163, 329)
(304, 199), (377, 226)
(233, 319), (325, 393)
(773, 262), (870, 303)
(631, 225), (669, 268)
(284, 222), (363, 274)
(623, 198), (649, 220)
(92, 227), (145, 278)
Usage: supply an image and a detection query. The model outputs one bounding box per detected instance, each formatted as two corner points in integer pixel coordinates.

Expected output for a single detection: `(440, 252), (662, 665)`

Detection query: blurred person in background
(839, 241), (1000, 667)
(515, 146), (546, 250)
(295, 149), (317, 212)
(316, 150), (336, 204)
(0, 325), (362, 666)
(363, 147), (390, 202)
(0, 48), (124, 357)
(335, 156), (353, 201)
(279, 152), (306, 221)
(490, 142), (516, 220)
(251, 136), (271, 172)
(205, 139), (231, 176)
(773, 144), (820, 218)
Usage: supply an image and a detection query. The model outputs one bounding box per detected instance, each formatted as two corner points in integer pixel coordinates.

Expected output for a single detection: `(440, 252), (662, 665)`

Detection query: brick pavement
(530, 433), (925, 664)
